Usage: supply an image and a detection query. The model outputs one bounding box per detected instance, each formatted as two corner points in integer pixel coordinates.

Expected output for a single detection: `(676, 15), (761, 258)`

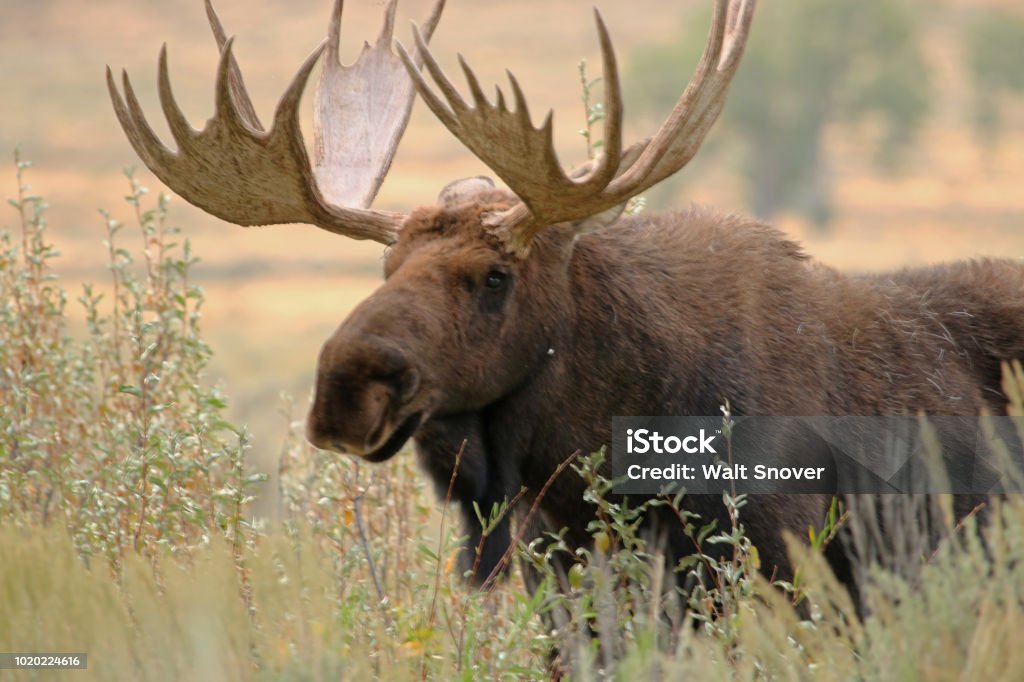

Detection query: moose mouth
(363, 411), (424, 463)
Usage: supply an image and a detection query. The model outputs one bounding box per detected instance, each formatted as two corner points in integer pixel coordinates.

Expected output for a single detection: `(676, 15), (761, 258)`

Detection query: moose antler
(107, 0), (445, 245)
(397, 0), (754, 252)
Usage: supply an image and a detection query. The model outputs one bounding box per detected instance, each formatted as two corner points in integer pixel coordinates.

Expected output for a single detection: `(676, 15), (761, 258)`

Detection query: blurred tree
(965, 8), (1024, 151)
(627, 0), (931, 227)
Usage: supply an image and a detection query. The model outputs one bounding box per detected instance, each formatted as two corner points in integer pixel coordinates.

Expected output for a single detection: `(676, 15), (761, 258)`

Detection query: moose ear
(557, 152), (630, 236)
(521, 201), (628, 263)
(437, 176), (496, 205)
(567, 202), (627, 236)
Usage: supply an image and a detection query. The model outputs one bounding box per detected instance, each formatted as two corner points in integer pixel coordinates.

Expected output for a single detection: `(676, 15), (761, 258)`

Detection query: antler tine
(606, 0), (754, 198)
(376, 0), (398, 47)
(313, 0), (447, 209)
(457, 55), (491, 110)
(108, 66), (175, 173)
(212, 38), (265, 138)
(371, 0), (445, 52)
(325, 0), (345, 63)
(157, 46), (199, 150)
(575, 10), (623, 191)
(399, 25), (465, 122)
(721, 0), (755, 71)
(204, 0), (261, 131)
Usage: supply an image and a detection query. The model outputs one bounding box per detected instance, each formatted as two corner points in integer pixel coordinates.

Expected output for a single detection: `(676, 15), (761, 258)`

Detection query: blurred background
(2, 0), (1023, 487)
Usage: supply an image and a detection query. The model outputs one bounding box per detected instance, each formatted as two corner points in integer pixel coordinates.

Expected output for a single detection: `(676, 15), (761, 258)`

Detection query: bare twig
(482, 450), (581, 591)
(928, 501), (987, 564)
(352, 463), (394, 629)
(421, 439), (466, 680)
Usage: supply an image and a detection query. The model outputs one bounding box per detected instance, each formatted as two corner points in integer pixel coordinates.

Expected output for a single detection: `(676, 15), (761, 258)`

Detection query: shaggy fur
(306, 189), (1024, 592)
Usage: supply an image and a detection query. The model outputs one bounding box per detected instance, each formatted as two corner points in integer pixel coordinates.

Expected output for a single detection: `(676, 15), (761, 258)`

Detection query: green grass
(3, 157), (1024, 680)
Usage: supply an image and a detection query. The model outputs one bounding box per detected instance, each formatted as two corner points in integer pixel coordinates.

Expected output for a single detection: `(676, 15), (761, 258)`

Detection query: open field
(3, 1), (1024, 677)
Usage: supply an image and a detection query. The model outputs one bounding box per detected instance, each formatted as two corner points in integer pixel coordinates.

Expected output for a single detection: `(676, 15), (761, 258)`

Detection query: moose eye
(484, 270), (507, 290)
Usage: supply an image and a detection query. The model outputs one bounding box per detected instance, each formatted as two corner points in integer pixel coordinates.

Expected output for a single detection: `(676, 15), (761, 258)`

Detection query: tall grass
(2, 156), (1024, 680)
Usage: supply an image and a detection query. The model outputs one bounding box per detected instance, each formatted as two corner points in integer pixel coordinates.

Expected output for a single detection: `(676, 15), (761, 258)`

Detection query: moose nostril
(371, 365), (420, 405)
(399, 367), (421, 404)
(358, 380), (394, 453)
(364, 342), (419, 405)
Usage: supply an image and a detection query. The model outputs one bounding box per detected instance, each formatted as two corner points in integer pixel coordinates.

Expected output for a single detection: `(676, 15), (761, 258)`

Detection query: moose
(108, 0), (1024, 603)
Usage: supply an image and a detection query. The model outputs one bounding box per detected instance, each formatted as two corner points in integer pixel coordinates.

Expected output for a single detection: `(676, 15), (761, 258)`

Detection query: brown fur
(306, 188), (1024, 590)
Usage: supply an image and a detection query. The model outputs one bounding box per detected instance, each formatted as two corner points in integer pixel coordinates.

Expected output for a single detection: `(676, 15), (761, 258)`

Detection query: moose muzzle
(306, 335), (424, 461)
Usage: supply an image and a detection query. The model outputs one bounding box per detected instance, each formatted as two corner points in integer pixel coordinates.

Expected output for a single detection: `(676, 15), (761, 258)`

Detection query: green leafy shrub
(0, 152), (260, 574)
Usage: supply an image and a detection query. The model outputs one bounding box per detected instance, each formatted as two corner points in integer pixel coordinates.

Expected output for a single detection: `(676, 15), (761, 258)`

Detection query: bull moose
(108, 0), (1024, 599)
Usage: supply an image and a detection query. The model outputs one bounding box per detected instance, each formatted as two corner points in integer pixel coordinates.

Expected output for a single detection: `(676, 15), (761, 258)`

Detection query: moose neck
(559, 219), (728, 417)
(512, 209), (835, 440)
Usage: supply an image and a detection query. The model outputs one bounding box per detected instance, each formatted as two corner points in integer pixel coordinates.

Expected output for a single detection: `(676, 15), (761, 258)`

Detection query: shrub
(0, 152), (259, 574)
